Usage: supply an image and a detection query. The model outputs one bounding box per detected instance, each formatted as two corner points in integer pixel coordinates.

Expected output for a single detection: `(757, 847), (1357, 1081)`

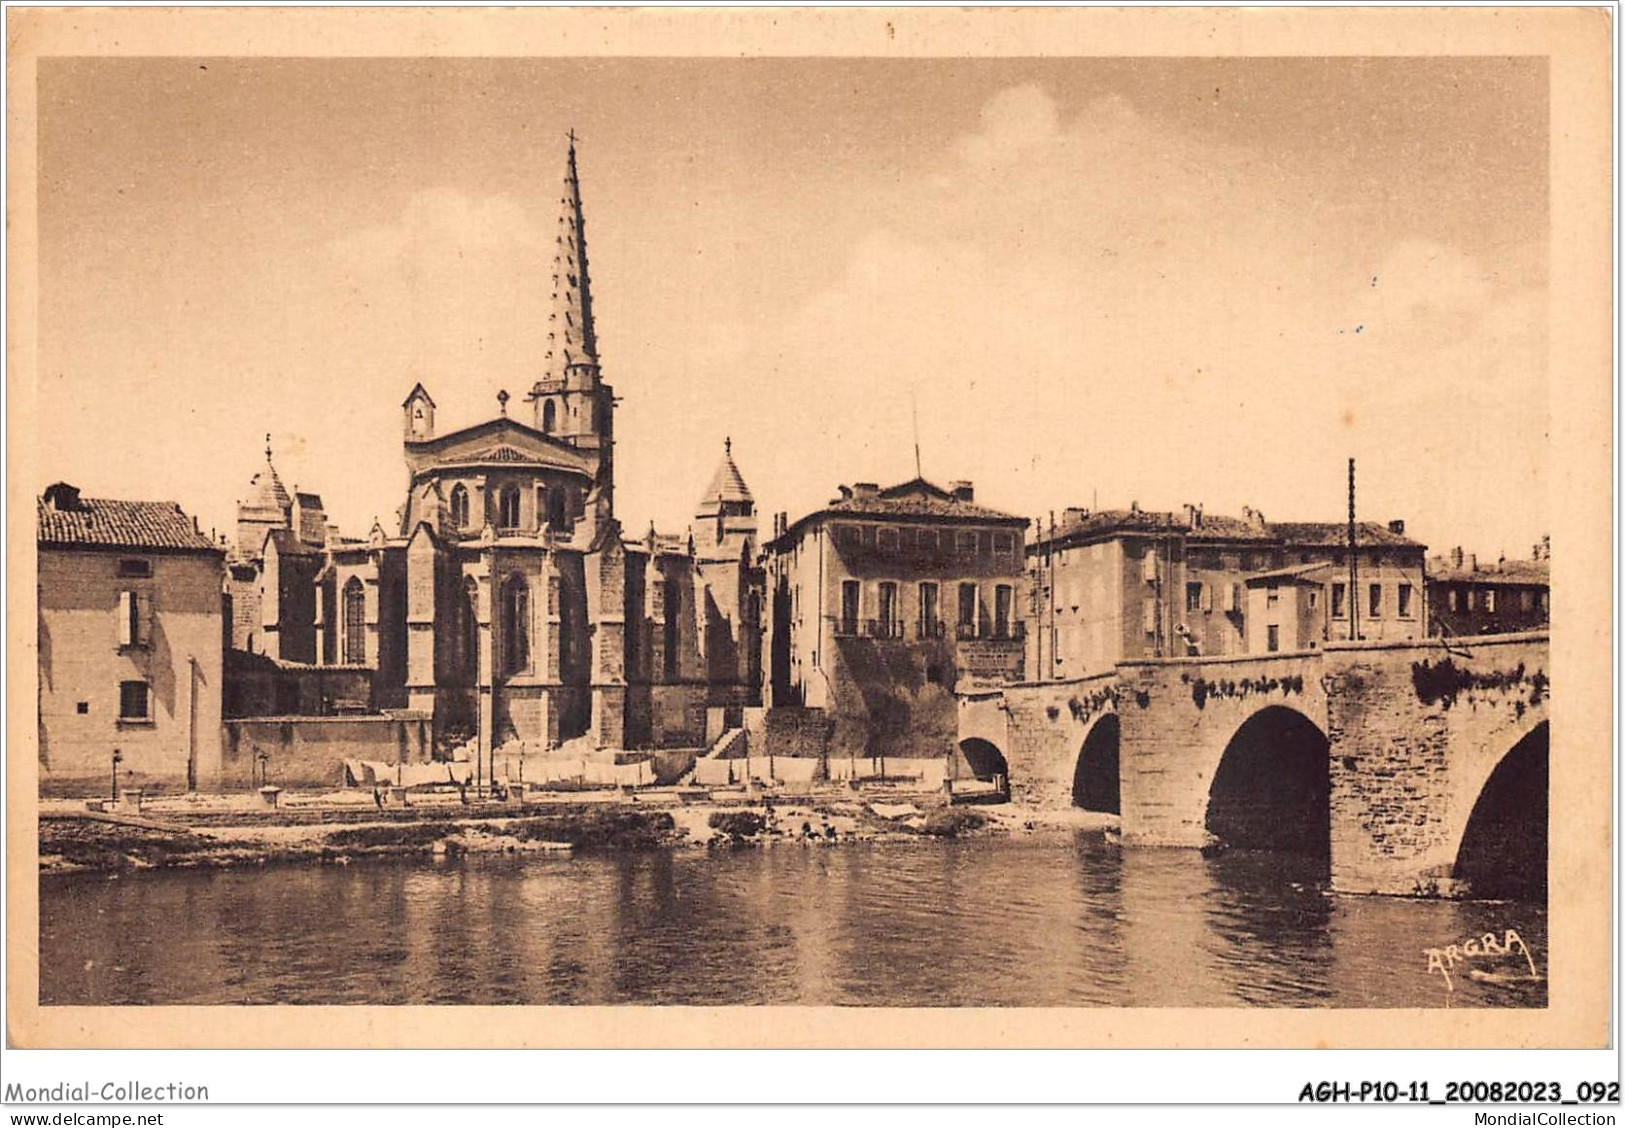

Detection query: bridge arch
(958, 738), (1009, 786)
(1452, 720), (1548, 900)
(1204, 704), (1330, 860)
(1072, 714), (1120, 814)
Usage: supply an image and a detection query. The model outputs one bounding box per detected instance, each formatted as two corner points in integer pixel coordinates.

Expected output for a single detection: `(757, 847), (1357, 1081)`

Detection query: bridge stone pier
(958, 631), (1549, 896)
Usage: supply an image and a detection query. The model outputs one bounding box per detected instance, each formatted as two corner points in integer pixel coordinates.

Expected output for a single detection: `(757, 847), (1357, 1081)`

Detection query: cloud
(952, 83), (1062, 164)
(725, 84), (1547, 557)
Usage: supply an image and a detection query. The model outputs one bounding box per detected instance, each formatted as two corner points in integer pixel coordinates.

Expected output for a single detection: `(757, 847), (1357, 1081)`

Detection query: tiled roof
(1034, 508), (1422, 551)
(1270, 521), (1424, 549)
(769, 477), (1024, 549)
(294, 491), (323, 508)
(1187, 514), (1277, 542)
(825, 479), (1023, 524)
(38, 489), (219, 552)
(1429, 559), (1549, 586)
(1245, 562), (1333, 584)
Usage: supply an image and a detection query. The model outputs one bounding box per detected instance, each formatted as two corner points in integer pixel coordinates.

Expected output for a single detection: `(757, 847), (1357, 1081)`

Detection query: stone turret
(693, 437), (757, 562)
(234, 434), (291, 560)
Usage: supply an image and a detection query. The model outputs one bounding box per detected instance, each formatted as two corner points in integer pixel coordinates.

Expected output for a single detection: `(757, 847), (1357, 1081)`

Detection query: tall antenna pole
(911, 386), (923, 480)
(1348, 457), (1359, 642)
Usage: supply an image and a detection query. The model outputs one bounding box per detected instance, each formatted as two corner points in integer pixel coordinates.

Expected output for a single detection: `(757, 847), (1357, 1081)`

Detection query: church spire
(543, 130), (598, 382)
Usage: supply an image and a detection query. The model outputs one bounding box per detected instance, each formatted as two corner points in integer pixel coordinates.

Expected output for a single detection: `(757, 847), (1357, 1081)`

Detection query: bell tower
(403, 382), (436, 442)
(527, 132), (614, 514)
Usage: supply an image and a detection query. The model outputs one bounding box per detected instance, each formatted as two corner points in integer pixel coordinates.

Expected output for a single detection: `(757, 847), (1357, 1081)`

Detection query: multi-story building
(37, 481), (225, 794)
(1426, 539), (1550, 636)
(1246, 521), (1428, 652)
(1027, 504), (1427, 676)
(223, 139), (764, 772)
(763, 477), (1028, 760)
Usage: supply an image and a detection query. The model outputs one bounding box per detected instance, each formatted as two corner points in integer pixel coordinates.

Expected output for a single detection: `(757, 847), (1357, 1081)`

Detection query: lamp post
(111, 748), (123, 803)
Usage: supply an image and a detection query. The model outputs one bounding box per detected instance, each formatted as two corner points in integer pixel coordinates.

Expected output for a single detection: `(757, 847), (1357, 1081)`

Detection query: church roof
(265, 527), (319, 557)
(404, 417), (594, 476)
(541, 135), (599, 382)
(695, 439), (753, 515)
(38, 485), (219, 553)
(242, 437), (291, 514)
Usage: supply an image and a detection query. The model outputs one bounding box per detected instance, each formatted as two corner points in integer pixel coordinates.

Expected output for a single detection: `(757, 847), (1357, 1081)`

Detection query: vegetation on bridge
(1410, 658), (1548, 716)
(1180, 671), (1307, 711)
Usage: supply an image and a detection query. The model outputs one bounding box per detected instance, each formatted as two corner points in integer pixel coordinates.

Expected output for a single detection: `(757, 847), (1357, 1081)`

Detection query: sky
(35, 57), (1548, 560)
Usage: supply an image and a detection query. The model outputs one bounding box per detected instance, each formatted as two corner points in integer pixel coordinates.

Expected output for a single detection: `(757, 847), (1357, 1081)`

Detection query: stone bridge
(957, 631), (1550, 896)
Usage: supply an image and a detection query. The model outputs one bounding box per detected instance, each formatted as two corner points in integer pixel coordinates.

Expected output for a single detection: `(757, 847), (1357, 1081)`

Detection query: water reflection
(39, 834), (1545, 1008)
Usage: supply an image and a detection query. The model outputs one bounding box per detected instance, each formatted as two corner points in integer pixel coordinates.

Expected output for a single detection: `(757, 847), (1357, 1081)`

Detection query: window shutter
(1141, 553), (1158, 582)
(138, 591), (155, 646)
(118, 591), (135, 647)
(1142, 598), (1157, 633)
(1200, 583), (1213, 612)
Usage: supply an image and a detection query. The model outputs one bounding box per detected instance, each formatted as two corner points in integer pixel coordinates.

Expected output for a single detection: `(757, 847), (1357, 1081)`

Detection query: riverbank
(38, 791), (1117, 875)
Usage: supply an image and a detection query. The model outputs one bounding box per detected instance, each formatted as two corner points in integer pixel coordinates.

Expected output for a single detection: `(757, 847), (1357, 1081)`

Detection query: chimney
(1183, 503), (1204, 529)
(1467, 553), (1479, 573)
(1063, 506), (1089, 524)
(1130, 500), (1140, 514)
(1450, 546), (1464, 569)
(1245, 507), (1266, 530)
(852, 482), (879, 500)
(1387, 519), (1406, 536)
(949, 480), (974, 502)
(836, 485), (854, 502)
(42, 482), (81, 512)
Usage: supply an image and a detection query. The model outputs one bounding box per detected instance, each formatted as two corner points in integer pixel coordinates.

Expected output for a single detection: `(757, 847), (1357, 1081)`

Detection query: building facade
(37, 482), (225, 795)
(1426, 539), (1551, 636)
(223, 140), (763, 774)
(1027, 505), (1428, 678)
(763, 477), (1027, 761)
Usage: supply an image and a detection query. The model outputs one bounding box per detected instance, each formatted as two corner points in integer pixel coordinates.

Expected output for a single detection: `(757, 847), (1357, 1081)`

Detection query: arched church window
(501, 575), (530, 676)
(542, 399), (558, 435)
(497, 486), (521, 529)
(342, 577), (366, 664)
(449, 483), (469, 528)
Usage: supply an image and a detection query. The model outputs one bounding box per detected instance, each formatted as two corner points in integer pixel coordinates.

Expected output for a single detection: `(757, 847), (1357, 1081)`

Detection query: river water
(39, 834), (1545, 1007)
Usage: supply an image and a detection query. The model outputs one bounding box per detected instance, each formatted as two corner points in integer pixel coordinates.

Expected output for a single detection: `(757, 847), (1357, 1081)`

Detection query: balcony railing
(957, 621), (1027, 642)
(828, 617), (1018, 643)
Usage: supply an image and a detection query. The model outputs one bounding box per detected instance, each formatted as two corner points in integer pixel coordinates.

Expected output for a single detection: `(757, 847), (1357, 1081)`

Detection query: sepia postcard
(4, 6), (1613, 1052)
